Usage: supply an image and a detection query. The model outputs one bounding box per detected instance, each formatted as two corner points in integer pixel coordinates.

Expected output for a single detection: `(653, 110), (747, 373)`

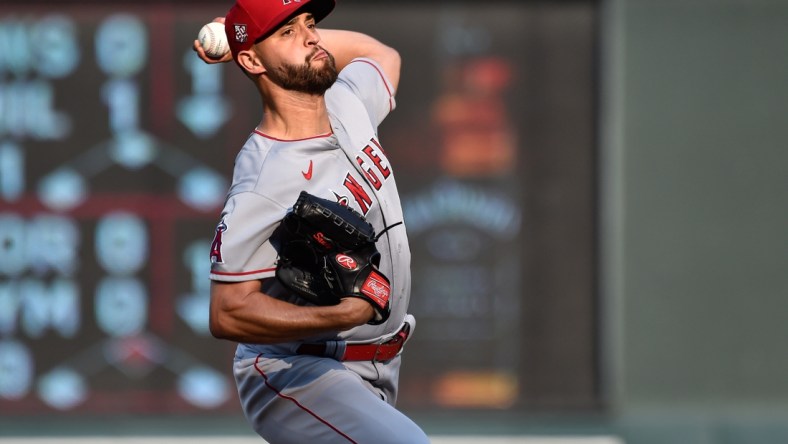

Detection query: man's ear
(237, 49), (267, 75)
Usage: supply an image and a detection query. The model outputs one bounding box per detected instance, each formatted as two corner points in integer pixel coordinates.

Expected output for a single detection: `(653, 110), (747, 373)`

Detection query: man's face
(257, 13), (338, 95)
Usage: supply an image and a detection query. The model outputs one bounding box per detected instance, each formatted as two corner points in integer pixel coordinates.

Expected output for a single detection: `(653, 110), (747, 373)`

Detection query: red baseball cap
(225, 0), (336, 58)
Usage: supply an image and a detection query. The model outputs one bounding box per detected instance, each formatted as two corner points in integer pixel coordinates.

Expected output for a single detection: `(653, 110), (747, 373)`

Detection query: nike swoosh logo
(302, 160), (313, 180)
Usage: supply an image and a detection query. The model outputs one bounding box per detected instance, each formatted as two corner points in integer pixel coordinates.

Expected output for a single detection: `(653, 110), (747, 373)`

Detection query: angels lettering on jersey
(336, 137), (391, 215)
(209, 136), (393, 265)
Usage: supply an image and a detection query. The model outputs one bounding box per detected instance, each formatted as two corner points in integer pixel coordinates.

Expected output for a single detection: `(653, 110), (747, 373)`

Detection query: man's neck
(257, 89), (332, 140)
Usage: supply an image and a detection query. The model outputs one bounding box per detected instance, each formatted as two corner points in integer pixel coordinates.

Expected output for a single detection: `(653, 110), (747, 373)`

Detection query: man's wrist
(332, 298), (375, 327)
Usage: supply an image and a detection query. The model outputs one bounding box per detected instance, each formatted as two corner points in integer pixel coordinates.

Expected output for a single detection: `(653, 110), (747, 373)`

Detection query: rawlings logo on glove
(271, 191), (394, 325)
(335, 254), (358, 269)
(360, 272), (391, 309)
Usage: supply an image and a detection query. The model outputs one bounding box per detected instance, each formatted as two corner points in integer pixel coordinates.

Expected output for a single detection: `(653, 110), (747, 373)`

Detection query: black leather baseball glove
(272, 191), (392, 325)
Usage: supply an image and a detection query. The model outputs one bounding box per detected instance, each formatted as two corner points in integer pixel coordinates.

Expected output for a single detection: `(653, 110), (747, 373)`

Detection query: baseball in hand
(198, 22), (229, 58)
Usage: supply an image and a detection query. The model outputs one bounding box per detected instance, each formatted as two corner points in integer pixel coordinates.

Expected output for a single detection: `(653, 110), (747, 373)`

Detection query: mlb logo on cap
(234, 24), (248, 43)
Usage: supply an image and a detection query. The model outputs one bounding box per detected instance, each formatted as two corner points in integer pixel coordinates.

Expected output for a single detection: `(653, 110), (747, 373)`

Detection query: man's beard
(266, 48), (338, 95)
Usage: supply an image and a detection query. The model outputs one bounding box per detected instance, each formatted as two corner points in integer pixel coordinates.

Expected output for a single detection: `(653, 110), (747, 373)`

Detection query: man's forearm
(209, 280), (374, 344)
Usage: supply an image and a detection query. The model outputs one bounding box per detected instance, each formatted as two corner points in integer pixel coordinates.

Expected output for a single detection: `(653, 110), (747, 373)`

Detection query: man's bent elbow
(379, 46), (401, 93)
(208, 310), (230, 340)
(208, 295), (238, 340)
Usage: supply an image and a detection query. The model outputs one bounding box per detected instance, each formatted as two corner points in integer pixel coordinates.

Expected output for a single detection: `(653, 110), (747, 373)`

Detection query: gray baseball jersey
(210, 58), (427, 443)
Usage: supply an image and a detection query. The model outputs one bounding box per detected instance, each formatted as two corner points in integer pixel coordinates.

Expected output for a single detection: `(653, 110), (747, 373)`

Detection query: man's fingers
(193, 38), (230, 64)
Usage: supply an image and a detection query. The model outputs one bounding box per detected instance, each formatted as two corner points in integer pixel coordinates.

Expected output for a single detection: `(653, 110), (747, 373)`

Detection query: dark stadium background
(2, 1), (787, 443)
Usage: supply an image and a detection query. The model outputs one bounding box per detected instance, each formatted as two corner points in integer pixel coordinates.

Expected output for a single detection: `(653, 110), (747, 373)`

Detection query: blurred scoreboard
(0, 1), (599, 416)
(0, 4), (249, 414)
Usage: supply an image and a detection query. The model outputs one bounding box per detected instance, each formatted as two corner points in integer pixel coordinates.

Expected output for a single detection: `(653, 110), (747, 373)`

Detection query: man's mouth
(311, 49), (328, 62)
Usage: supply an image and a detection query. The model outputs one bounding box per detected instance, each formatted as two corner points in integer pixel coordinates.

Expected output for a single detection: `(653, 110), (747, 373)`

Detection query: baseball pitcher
(196, 0), (428, 443)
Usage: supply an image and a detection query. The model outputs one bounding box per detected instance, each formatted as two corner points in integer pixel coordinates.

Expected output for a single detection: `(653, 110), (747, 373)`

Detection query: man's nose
(304, 27), (319, 46)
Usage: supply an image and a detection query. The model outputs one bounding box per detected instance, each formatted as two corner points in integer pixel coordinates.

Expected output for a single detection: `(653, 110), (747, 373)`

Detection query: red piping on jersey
(211, 267), (276, 277)
(254, 130), (333, 141)
(349, 59), (394, 112)
(253, 354), (358, 443)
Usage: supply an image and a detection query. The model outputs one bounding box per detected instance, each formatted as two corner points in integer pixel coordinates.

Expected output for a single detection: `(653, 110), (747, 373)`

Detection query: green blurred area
(600, 0), (788, 442)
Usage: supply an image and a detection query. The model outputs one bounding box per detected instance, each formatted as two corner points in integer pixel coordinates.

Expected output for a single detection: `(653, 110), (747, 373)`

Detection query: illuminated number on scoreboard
(95, 277), (148, 337)
(94, 14), (155, 170)
(0, 213), (26, 277)
(95, 212), (148, 275)
(95, 14), (147, 78)
(94, 213), (149, 337)
(101, 80), (140, 134)
(0, 142), (23, 201)
(184, 240), (211, 293)
(31, 15), (80, 79)
(177, 240), (212, 334)
(0, 340), (33, 400)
